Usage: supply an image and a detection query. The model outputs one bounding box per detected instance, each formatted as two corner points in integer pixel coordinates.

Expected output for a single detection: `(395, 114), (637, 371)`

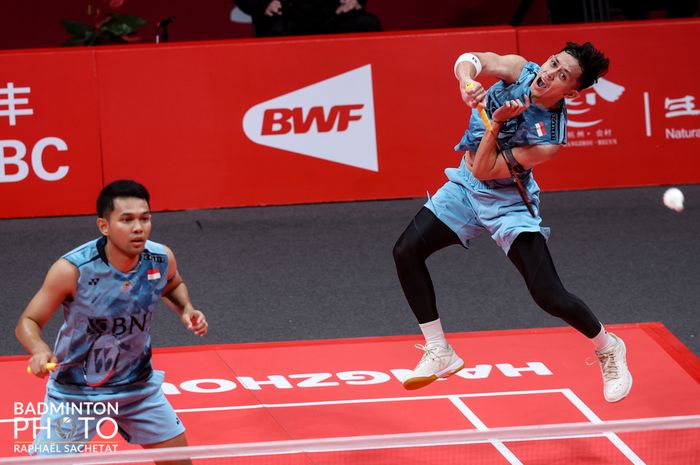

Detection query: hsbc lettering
(0, 83), (70, 183)
(0, 137), (69, 183)
(261, 104), (364, 135)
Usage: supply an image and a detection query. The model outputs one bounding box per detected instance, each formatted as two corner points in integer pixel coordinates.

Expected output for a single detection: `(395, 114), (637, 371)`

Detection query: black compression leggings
(393, 207), (602, 338)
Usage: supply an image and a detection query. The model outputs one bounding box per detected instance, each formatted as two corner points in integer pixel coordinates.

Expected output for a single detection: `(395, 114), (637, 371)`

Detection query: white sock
(419, 319), (448, 348)
(590, 325), (615, 351)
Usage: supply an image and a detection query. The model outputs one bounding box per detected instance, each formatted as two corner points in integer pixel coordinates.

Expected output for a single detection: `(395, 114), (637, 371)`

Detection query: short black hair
(560, 42), (609, 90)
(96, 180), (150, 218)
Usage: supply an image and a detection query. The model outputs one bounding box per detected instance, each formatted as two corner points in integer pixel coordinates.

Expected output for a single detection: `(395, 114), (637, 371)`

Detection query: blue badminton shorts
(426, 158), (550, 254)
(32, 370), (184, 455)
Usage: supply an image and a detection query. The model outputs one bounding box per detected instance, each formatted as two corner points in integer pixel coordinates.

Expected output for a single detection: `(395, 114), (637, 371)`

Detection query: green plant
(60, 0), (146, 46)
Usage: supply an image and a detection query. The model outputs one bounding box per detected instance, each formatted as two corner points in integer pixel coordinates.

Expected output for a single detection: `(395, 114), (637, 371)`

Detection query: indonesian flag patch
(147, 268), (161, 281)
(535, 121), (547, 137)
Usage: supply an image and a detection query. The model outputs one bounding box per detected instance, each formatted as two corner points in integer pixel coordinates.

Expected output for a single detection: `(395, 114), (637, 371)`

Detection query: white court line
(0, 389), (570, 422)
(0, 388), (673, 464)
(174, 387), (570, 413)
(562, 389), (646, 465)
(448, 395), (523, 465)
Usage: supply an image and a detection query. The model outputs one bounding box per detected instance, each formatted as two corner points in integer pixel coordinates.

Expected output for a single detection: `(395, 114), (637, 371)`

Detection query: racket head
(83, 333), (121, 387)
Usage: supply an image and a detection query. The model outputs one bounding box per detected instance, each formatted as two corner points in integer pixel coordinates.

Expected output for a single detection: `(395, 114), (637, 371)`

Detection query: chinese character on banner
(0, 82), (33, 126)
(566, 77), (625, 128)
(664, 96), (700, 118)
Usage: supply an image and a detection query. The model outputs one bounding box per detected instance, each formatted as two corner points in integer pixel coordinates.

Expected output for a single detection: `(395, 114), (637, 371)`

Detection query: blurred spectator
(546, 0), (698, 24)
(546, 1), (603, 23)
(235, 0), (381, 37)
(614, 0), (698, 19)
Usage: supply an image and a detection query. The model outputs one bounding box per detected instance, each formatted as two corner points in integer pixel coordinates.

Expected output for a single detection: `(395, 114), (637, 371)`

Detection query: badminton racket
(27, 333), (121, 387)
(465, 82), (535, 217)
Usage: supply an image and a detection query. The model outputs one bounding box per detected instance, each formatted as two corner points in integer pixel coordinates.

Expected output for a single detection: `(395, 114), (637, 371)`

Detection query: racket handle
(26, 362), (58, 374)
(464, 82), (493, 133)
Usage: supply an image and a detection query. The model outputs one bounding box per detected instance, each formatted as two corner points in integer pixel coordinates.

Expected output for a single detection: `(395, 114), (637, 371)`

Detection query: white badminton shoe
(595, 333), (633, 402)
(403, 343), (464, 390)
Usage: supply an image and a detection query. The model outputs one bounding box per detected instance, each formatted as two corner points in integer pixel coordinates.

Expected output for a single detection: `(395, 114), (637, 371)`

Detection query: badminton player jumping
(394, 42), (633, 403)
(16, 180), (207, 462)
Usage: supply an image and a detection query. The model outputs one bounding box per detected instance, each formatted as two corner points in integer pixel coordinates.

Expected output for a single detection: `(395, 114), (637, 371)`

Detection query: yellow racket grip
(26, 362), (58, 374)
(464, 82), (493, 133)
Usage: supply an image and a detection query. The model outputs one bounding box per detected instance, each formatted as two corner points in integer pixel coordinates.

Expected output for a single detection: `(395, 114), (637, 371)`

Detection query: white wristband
(454, 53), (482, 79)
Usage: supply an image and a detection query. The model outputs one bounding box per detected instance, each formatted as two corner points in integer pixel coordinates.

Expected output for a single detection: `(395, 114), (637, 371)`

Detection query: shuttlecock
(663, 187), (684, 212)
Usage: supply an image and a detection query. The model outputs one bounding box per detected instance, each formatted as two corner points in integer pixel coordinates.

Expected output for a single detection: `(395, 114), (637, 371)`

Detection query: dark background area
(0, 0), (697, 50)
(2, 185), (698, 360)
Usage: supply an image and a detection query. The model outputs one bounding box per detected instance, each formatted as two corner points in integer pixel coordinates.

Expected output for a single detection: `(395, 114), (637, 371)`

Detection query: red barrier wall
(0, 49), (103, 217)
(96, 30), (514, 212)
(1, 20), (699, 218)
(517, 20), (700, 190)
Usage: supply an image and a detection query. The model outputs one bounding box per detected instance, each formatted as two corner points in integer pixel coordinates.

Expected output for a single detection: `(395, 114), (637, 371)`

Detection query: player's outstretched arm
(161, 246), (208, 337)
(455, 52), (526, 83)
(16, 259), (77, 377)
(455, 52), (527, 108)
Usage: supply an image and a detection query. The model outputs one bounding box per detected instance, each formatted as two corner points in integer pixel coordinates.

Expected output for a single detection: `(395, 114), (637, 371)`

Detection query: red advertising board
(517, 19), (700, 190)
(0, 20), (699, 218)
(0, 49), (103, 217)
(95, 29), (515, 212)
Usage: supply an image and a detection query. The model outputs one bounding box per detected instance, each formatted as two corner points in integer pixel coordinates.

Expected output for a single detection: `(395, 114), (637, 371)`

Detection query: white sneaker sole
(605, 373), (633, 403)
(402, 357), (465, 391)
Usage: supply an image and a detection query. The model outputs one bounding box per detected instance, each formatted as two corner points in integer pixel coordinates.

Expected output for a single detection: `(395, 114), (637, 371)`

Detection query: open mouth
(536, 76), (546, 89)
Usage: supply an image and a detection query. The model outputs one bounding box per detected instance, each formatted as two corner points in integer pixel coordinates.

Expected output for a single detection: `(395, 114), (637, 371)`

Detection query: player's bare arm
(469, 140), (560, 181)
(468, 96), (560, 181)
(16, 259), (78, 377)
(161, 245), (208, 337)
(455, 52), (528, 107)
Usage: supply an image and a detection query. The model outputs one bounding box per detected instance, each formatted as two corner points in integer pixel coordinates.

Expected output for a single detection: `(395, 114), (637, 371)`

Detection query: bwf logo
(243, 65), (378, 172)
(261, 104), (364, 135)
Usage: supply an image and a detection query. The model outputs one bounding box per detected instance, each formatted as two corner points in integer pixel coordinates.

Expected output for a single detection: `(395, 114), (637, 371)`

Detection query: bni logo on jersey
(242, 65), (378, 172)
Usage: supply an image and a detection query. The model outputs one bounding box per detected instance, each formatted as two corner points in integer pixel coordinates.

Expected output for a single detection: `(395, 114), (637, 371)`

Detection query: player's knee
(393, 228), (422, 266)
(392, 234), (412, 265)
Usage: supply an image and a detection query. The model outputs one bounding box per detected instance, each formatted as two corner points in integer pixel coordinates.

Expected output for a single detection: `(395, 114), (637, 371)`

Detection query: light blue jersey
(51, 236), (169, 388)
(426, 61), (568, 254)
(456, 61), (567, 154)
(33, 237), (185, 454)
